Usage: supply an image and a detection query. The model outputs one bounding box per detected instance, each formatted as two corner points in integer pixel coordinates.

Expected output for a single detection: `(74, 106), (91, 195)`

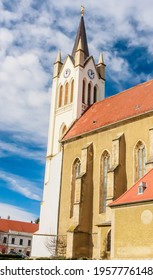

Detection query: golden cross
(81, 5), (85, 16)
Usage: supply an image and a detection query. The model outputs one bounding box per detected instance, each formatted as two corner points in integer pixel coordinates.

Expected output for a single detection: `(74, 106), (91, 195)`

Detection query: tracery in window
(99, 151), (110, 213)
(70, 158), (81, 218)
(135, 141), (146, 182)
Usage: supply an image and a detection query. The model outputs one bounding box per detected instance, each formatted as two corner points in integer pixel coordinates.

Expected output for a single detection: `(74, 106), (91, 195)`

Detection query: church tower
(31, 8), (105, 257)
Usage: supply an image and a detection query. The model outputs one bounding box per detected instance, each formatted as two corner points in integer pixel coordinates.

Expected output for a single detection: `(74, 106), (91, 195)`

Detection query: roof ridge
(99, 78), (153, 106)
(63, 78), (153, 142)
(0, 218), (36, 224)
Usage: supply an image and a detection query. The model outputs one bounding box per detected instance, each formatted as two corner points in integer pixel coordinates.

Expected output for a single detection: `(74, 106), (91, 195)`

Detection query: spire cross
(81, 5), (85, 16)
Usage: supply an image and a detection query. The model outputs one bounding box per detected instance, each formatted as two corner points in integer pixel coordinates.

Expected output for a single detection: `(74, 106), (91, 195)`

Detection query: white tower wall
(31, 13), (105, 258)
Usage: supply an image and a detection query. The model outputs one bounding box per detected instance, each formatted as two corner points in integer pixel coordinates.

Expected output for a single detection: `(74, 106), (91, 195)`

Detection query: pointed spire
(77, 38), (83, 51)
(96, 52), (106, 80)
(74, 37), (84, 67)
(53, 51), (63, 79)
(72, 12), (89, 60)
(55, 51), (61, 63)
(98, 53), (104, 65)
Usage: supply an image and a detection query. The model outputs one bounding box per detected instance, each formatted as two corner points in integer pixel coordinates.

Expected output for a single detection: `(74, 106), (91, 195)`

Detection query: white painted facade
(0, 231), (33, 256)
(31, 15), (105, 257)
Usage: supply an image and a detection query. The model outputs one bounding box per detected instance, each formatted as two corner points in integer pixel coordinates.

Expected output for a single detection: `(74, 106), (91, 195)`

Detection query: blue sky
(1, 0), (153, 222)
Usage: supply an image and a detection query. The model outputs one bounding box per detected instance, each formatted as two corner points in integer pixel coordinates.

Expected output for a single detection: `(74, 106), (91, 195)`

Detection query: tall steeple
(31, 7), (105, 259)
(72, 7), (89, 60)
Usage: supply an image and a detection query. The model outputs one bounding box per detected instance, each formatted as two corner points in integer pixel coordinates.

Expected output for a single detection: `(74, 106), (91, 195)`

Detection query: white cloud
(0, 171), (42, 201)
(0, 203), (37, 222)
(1, 0), (153, 150)
(0, 141), (45, 162)
(0, 51), (50, 145)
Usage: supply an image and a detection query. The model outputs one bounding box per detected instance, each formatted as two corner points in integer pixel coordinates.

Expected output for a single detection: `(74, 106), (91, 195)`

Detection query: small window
(138, 182), (147, 194)
(11, 238), (15, 244)
(3, 237), (7, 244)
(19, 239), (23, 245)
(28, 240), (31, 246)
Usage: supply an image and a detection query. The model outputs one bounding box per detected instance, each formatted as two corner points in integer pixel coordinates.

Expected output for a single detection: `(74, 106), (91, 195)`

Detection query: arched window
(61, 125), (67, 137)
(59, 124), (67, 151)
(87, 83), (91, 105)
(75, 160), (81, 177)
(70, 80), (74, 103)
(106, 230), (111, 252)
(82, 80), (86, 104)
(70, 158), (81, 218)
(93, 86), (97, 103)
(99, 151), (110, 213)
(64, 82), (69, 105)
(135, 141), (146, 182)
(58, 85), (63, 107)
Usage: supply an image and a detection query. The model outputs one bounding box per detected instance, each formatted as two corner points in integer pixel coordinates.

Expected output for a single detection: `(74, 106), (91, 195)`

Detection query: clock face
(63, 68), (71, 78)
(87, 69), (95, 79)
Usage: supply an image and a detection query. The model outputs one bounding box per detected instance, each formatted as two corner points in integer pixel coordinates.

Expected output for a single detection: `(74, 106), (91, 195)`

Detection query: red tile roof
(109, 169), (153, 207)
(63, 79), (153, 141)
(0, 219), (38, 233)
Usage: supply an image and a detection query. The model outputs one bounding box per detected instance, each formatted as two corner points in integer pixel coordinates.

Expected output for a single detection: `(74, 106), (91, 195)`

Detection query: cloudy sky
(1, 0), (153, 222)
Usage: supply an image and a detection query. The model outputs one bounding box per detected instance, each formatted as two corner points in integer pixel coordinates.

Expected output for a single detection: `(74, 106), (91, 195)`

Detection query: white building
(0, 219), (38, 256)
(31, 9), (105, 257)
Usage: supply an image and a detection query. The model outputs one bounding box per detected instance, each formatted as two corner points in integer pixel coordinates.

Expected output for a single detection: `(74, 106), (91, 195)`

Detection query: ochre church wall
(58, 113), (153, 258)
(112, 203), (153, 259)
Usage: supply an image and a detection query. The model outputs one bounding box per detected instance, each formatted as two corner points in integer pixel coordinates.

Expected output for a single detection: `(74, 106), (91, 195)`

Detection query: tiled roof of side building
(109, 169), (153, 207)
(63, 79), (153, 141)
(0, 219), (39, 233)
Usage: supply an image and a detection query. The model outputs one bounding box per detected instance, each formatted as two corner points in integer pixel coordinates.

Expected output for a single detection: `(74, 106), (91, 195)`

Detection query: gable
(109, 169), (153, 207)
(58, 55), (75, 84)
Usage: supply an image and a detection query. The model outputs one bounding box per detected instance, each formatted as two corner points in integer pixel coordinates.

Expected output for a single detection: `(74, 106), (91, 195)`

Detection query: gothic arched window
(135, 141), (146, 182)
(99, 151), (110, 213)
(82, 80), (86, 104)
(59, 124), (67, 151)
(61, 125), (67, 137)
(106, 230), (111, 252)
(64, 82), (69, 105)
(70, 80), (74, 103)
(87, 83), (91, 105)
(93, 85), (97, 103)
(70, 158), (81, 218)
(58, 85), (63, 107)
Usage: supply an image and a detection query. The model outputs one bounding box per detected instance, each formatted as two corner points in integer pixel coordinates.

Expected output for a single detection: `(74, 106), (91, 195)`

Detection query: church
(31, 8), (153, 260)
